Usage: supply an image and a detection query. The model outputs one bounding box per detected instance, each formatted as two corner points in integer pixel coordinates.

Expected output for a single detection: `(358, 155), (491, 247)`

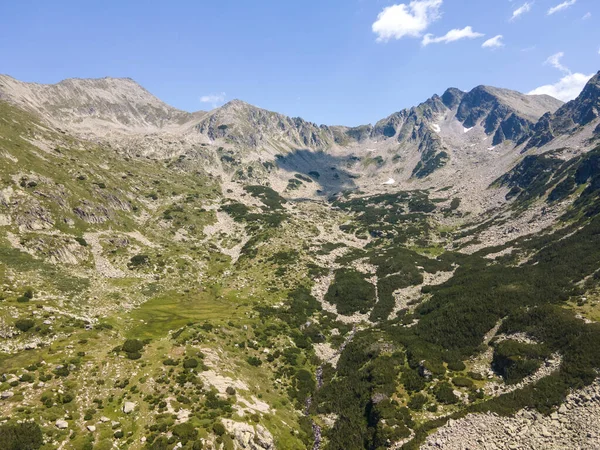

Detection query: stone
(55, 419), (68, 429)
(87, 425), (96, 432)
(123, 402), (136, 414)
(100, 416), (110, 423)
(1, 391), (14, 399)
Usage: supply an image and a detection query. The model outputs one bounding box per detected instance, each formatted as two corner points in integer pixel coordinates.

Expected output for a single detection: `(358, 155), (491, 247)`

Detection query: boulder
(1, 391), (14, 399)
(123, 402), (136, 414)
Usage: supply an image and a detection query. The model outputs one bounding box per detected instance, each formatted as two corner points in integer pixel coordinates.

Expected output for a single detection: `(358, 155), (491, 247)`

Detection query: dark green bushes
(492, 340), (549, 384)
(247, 356), (262, 367)
(452, 377), (473, 389)
(434, 382), (458, 404)
(243, 185), (286, 210)
(172, 422), (197, 442)
(129, 254), (149, 269)
(0, 422), (43, 450)
(325, 269), (376, 315)
(290, 369), (315, 405)
(15, 318), (35, 332)
(408, 393), (428, 411)
(120, 339), (147, 360)
(182, 358), (198, 369)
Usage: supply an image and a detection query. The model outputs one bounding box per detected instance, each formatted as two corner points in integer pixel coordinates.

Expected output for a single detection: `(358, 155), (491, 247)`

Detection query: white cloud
(530, 51), (592, 101)
(372, 0), (443, 42)
(582, 12), (591, 20)
(200, 92), (226, 106)
(545, 52), (570, 74)
(528, 73), (593, 101)
(511, 2), (533, 21)
(547, 0), (576, 15)
(482, 35), (504, 49)
(422, 26), (484, 46)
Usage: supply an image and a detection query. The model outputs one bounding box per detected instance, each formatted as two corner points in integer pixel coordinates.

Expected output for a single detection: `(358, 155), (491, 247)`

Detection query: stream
(306, 325), (358, 450)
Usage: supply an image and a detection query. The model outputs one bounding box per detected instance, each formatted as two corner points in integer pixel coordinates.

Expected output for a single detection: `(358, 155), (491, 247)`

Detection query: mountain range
(0, 71), (600, 450)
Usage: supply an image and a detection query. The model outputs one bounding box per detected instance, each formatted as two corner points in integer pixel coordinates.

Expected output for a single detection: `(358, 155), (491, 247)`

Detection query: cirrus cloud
(372, 0), (443, 42)
(422, 26), (484, 46)
(545, 52), (570, 74)
(511, 2), (534, 21)
(547, 0), (577, 15)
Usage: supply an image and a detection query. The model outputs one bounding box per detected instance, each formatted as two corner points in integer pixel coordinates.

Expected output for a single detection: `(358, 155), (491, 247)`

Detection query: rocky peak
(372, 94), (447, 140)
(194, 100), (334, 150)
(564, 71), (600, 127)
(526, 71), (600, 149)
(441, 88), (465, 109)
(455, 85), (563, 145)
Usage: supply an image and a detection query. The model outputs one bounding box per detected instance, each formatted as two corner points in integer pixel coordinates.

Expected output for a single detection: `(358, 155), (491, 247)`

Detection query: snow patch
(383, 178), (396, 185)
(463, 127), (473, 133)
(431, 124), (441, 133)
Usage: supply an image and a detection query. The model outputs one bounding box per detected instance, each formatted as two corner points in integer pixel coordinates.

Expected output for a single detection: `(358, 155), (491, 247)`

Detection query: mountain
(0, 75), (563, 160)
(526, 71), (600, 149)
(0, 74), (201, 135)
(454, 85), (563, 145)
(1, 71), (600, 450)
(193, 99), (340, 150)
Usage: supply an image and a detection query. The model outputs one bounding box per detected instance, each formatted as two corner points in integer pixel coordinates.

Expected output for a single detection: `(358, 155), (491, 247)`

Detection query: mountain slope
(2, 72), (600, 450)
(0, 74), (201, 134)
(527, 71), (600, 149)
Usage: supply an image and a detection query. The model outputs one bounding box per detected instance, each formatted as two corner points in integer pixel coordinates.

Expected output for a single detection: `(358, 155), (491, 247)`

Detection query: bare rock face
(222, 420), (275, 450)
(455, 85), (563, 146)
(527, 71), (600, 149)
(441, 88), (465, 110)
(194, 99), (337, 151)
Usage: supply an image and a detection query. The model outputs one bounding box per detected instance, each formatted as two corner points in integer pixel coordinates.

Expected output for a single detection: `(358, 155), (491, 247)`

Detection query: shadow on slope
(275, 149), (359, 197)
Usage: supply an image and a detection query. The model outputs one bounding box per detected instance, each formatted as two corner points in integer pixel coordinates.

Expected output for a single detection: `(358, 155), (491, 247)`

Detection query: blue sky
(1, 0), (598, 126)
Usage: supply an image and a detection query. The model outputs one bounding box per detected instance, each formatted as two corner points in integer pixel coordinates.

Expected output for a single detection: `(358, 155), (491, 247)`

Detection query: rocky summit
(0, 71), (600, 450)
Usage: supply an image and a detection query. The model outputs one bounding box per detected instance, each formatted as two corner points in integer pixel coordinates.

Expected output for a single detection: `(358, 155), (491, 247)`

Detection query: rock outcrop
(222, 420), (275, 450)
(526, 71), (600, 149)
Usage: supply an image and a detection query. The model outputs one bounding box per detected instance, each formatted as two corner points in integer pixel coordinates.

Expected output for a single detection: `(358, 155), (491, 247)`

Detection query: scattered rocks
(423, 379), (600, 450)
